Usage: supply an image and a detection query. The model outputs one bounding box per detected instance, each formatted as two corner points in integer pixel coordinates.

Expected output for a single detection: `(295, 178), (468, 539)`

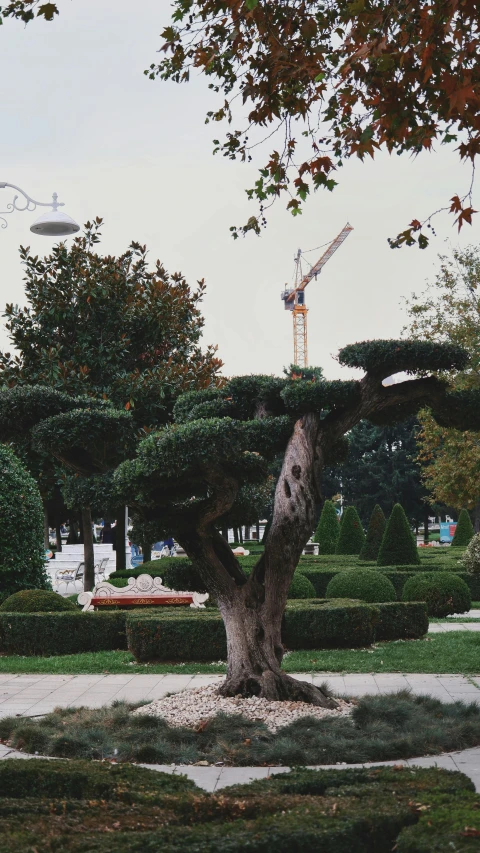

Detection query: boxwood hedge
(0, 611), (128, 656)
(0, 760), (478, 852)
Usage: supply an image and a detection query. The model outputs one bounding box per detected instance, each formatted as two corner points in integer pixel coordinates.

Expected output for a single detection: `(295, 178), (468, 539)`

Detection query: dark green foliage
(0, 590), (77, 613)
(0, 612), (128, 656)
(338, 340), (469, 377)
(313, 500), (339, 554)
(4, 694), (480, 766)
(0, 386), (80, 440)
(402, 572), (471, 617)
(287, 572), (316, 598)
(451, 509), (475, 547)
(433, 388), (480, 431)
(326, 569), (397, 603)
(378, 504), (420, 566)
(359, 504), (387, 561)
(335, 506), (365, 555)
(0, 445), (47, 601)
(282, 599), (379, 649)
(280, 379), (361, 413)
(109, 558), (207, 594)
(374, 602), (429, 641)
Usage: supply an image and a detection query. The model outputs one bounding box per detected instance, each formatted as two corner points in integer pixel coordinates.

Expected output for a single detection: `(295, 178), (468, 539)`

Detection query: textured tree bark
(142, 542), (152, 563)
(115, 509), (126, 572)
(81, 507), (95, 592)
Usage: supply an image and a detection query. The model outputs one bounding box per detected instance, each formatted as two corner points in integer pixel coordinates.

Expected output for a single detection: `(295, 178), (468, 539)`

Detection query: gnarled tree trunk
(81, 507), (95, 591)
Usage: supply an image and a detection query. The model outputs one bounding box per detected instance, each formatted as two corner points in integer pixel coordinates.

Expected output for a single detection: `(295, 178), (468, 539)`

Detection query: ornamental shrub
(451, 508), (474, 547)
(335, 506), (365, 555)
(377, 503), (420, 566)
(402, 572), (471, 617)
(287, 573), (316, 599)
(359, 504), (386, 561)
(0, 590), (76, 613)
(0, 445), (47, 602)
(462, 532), (480, 575)
(0, 612), (128, 655)
(326, 569), (397, 602)
(312, 500), (339, 554)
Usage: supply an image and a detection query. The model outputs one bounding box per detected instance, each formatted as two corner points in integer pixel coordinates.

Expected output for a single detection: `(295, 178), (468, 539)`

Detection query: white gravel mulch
(133, 684), (353, 732)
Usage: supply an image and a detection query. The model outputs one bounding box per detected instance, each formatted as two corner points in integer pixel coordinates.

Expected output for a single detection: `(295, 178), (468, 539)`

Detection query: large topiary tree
(312, 500), (339, 554)
(451, 508), (475, 547)
(377, 504), (420, 567)
(335, 506), (365, 555)
(0, 445), (47, 602)
(111, 339), (476, 705)
(360, 504), (387, 561)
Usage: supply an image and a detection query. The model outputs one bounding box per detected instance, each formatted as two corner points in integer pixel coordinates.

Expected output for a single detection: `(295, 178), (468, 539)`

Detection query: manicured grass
(1, 631), (480, 674)
(2, 692), (480, 766)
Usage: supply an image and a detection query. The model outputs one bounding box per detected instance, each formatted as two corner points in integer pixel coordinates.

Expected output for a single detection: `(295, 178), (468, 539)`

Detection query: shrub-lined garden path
(0, 671), (479, 718)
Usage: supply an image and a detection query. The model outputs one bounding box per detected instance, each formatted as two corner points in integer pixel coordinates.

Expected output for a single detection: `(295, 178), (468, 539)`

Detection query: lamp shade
(30, 210), (80, 236)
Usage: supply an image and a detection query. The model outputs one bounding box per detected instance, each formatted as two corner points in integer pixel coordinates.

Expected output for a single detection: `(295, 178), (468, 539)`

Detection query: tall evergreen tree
(451, 508), (475, 547)
(313, 500), (339, 554)
(377, 504), (420, 567)
(359, 504), (386, 561)
(335, 506), (365, 555)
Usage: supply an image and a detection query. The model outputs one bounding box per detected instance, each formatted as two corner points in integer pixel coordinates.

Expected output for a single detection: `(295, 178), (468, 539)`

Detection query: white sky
(0, 0), (477, 380)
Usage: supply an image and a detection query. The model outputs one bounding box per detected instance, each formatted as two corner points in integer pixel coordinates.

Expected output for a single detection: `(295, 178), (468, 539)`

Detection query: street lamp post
(0, 182), (80, 236)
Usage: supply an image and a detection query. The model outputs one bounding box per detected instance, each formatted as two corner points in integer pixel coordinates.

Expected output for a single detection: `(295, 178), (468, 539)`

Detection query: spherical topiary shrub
(451, 509), (474, 547)
(0, 445), (47, 602)
(335, 506), (365, 555)
(463, 532), (480, 575)
(377, 503), (420, 567)
(402, 572), (471, 617)
(288, 572), (316, 599)
(313, 500), (339, 554)
(326, 569), (397, 603)
(0, 590), (77, 613)
(359, 504), (386, 561)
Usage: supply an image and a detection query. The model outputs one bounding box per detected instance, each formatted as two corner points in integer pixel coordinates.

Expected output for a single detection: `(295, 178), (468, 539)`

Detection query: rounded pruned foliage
(287, 573), (316, 599)
(360, 504), (386, 562)
(326, 569), (397, 603)
(0, 590), (77, 613)
(402, 572), (471, 617)
(377, 504), (420, 567)
(0, 386), (80, 441)
(335, 506), (365, 555)
(0, 445), (47, 602)
(432, 389), (480, 431)
(338, 340), (469, 378)
(462, 532), (480, 575)
(451, 509), (475, 547)
(312, 500), (339, 554)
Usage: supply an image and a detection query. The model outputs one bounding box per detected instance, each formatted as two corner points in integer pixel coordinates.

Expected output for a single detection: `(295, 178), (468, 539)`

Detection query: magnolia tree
(114, 339), (477, 706)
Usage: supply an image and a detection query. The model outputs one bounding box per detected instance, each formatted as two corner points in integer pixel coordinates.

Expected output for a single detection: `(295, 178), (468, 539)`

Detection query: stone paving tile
(216, 767), (269, 790)
(429, 623), (480, 633)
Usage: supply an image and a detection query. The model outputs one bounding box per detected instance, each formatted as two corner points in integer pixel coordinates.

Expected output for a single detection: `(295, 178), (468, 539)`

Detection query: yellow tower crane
(280, 222), (353, 368)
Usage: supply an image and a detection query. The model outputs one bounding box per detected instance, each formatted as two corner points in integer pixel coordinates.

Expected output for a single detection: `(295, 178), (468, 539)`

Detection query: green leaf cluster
(335, 506), (365, 555)
(377, 503), (420, 567)
(338, 340), (469, 377)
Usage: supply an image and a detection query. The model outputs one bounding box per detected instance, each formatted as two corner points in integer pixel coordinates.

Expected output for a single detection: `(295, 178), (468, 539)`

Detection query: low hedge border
(300, 567), (480, 600)
(0, 611), (128, 656)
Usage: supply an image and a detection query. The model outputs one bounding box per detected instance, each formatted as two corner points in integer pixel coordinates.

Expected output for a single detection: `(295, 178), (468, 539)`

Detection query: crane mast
(280, 222), (353, 368)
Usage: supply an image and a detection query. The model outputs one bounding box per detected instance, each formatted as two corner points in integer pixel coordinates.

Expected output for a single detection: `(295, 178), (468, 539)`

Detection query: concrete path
(429, 621), (480, 632)
(0, 672), (479, 718)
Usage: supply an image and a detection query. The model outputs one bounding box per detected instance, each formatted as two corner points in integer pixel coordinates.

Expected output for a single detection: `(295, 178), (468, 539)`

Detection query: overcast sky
(0, 0), (477, 380)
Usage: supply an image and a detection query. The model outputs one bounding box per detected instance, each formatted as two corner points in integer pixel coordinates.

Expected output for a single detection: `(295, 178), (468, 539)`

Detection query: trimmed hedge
(287, 572), (316, 598)
(374, 602), (428, 641)
(402, 572), (471, 617)
(313, 499), (339, 554)
(451, 508), (474, 547)
(0, 590), (77, 613)
(301, 567), (480, 601)
(378, 503), (420, 567)
(359, 504), (386, 561)
(326, 569), (397, 603)
(0, 612), (128, 656)
(0, 760), (478, 853)
(335, 505), (365, 555)
(282, 599), (379, 649)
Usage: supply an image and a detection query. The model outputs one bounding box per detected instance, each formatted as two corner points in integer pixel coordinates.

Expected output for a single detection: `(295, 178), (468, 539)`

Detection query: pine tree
(359, 504), (386, 561)
(377, 503), (420, 566)
(335, 506), (365, 555)
(313, 500), (339, 554)
(451, 508), (474, 547)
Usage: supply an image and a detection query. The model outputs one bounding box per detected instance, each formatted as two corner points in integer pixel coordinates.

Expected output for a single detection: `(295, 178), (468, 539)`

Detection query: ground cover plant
(2, 691), (480, 766)
(0, 759), (477, 852)
(0, 631), (478, 674)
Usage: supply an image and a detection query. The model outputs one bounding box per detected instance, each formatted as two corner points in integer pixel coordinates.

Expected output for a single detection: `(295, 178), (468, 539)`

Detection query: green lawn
(0, 631), (479, 675)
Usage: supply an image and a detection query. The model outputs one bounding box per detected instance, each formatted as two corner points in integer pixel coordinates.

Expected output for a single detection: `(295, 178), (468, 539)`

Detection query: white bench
(77, 573), (209, 611)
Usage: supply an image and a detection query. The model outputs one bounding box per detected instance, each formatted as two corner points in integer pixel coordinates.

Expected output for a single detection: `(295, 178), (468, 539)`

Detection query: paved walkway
(0, 672), (479, 718)
(429, 621), (480, 632)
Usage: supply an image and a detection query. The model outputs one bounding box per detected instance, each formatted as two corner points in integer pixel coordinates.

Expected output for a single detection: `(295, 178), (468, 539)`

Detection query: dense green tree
(451, 509), (475, 547)
(335, 506), (365, 555)
(359, 504), (386, 562)
(312, 500), (339, 554)
(377, 504), (420, 567)
(7, 1), (480, 246)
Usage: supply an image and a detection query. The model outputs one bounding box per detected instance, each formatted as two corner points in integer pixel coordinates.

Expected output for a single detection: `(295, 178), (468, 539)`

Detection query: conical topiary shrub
(451, 508), (474, 547)
(377, 503), (420, 567)
(335, 506), (365, 555)
(312, 500), (339, 554)
(359, 504), (386, 561)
